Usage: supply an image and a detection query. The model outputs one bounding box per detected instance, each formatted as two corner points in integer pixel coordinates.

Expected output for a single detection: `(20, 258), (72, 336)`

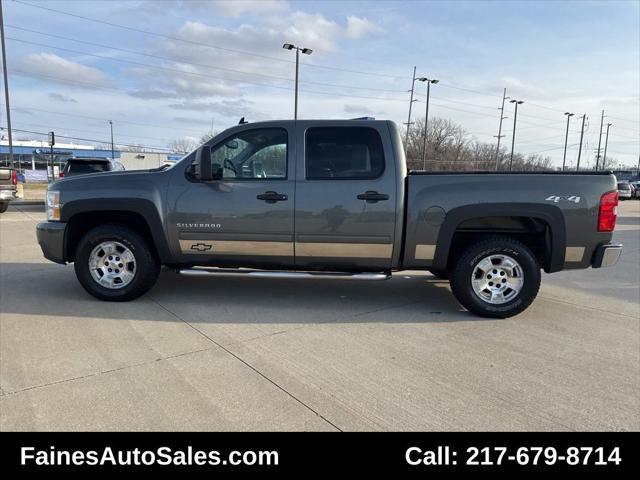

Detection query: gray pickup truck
(0, 167), (18, 213)
(37, 119), (622, 317)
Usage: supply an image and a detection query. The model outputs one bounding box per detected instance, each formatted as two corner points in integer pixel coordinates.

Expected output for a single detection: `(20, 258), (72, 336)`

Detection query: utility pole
(595, 109), (604, 170)
(509, 99), (524, 171)
(0, 0), (14, 170)
(282, 43), (312, 120)
(494, 88), (507, 170)
(420, 77), (438, 171)
(562, 112), (574, 171)
(576, 114), (586, 171)
(602, 123), (612, 170)
(109, 120), (114, 159)
(48, 131), (54, 182)
(404, 66), (417, 157)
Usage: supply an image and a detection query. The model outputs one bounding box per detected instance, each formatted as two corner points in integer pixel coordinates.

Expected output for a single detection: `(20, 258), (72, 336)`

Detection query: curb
(12, 201), (45, 206)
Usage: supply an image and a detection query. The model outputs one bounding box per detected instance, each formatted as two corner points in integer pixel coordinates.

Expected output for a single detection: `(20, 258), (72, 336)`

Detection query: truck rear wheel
(0, 202), (8, 213)
(74, 224), (160, 301)
(450, 236), (540, 318)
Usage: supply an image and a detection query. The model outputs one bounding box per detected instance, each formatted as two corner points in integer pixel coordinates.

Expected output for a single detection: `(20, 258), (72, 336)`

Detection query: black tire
(74, 224), (160, 301)
(449, 236), (541, 318)
(0, 202), (8, 213)
(428, 269), (449, 280)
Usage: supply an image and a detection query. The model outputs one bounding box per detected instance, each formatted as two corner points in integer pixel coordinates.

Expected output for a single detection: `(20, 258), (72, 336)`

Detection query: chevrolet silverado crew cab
(37, 119), (622, 318)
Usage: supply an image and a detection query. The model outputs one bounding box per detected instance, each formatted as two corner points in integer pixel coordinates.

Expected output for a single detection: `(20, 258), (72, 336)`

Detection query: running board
(176, 267), (390, 281)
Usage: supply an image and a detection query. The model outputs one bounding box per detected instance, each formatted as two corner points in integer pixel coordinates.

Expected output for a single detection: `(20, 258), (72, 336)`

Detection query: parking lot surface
(1, 201), (638, 431)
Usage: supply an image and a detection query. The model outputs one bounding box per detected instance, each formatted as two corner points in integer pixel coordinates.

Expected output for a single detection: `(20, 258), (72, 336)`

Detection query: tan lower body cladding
(179, 240), (292, 256)
(180, 240), (392, 258)
(565, 246), (585, 262)
(414, 244), (436, 260)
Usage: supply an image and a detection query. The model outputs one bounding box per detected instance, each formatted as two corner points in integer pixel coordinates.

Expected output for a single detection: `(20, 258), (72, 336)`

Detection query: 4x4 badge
(190, 243), (212, 252)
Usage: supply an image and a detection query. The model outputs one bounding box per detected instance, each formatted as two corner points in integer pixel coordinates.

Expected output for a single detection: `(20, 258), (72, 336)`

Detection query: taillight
(598, 190), (618, 232)
(59, 172), (64, 178)
(11, 170), (17, 185)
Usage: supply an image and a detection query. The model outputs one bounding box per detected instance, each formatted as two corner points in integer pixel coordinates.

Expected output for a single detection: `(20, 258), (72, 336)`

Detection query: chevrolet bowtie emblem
(191, 243), (212, 252)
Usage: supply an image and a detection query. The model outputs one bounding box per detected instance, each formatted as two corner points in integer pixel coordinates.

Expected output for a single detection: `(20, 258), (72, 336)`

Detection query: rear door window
(305, 127), (385, 180)
(65, 160), (110, 174)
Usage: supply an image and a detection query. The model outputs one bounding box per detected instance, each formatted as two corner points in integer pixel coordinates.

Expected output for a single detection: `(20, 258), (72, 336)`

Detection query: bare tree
(402, 116), (554, 172)
(168, 137), (200, 153)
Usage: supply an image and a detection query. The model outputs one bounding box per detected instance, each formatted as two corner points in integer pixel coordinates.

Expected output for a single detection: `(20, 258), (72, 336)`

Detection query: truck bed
(402, 171), (617, 272)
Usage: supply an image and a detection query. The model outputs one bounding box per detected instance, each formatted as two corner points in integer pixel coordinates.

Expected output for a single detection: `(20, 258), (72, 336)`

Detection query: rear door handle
(357, 191), (389, 203)
(257, 191), (288, 203)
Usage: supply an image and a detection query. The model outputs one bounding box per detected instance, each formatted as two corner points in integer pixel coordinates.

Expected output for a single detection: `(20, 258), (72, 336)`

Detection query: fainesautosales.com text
(20, 446), (279, 467)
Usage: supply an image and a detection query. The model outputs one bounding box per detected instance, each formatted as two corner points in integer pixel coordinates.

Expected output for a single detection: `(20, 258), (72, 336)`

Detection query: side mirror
(194, 145), (212, 181)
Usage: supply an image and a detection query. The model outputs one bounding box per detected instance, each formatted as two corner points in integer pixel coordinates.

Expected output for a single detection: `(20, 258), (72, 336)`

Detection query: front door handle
(357, 191), (389, 203)
(257, 191), (288, 203)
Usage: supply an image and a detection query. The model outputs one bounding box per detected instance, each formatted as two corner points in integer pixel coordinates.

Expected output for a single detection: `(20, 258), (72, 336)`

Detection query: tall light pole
(108, 120), (114, 159)
(0, 0), (14, 170)
(509, 99), (524, 171)
(282, 43), (312, 120)
(602, 123), (612, 171)
(595, 109), (605, 171)
(576, 114), (587, 171)
(494, 88), (507, 170)
(562, 112), (574, 171)
(404, 66), (417, 156)
(418, 76), (438, 171)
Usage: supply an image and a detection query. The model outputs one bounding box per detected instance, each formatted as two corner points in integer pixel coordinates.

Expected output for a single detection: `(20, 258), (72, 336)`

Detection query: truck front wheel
(0, 202), (8, 213)
(74, 224), (160, 301)
(449, 237), (541, 318)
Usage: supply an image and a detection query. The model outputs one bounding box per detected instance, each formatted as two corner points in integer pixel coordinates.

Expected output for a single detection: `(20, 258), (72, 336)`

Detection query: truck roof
(228, 118), (391, 127)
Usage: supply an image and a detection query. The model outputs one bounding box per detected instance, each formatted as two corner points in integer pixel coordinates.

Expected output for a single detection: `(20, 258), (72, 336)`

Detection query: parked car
(0, 167), (18, 213)
(61, 158), (124, 178)
(37, 119), (622, 318)
(617, 181), (632, 200)
(630, 181), (640, 199)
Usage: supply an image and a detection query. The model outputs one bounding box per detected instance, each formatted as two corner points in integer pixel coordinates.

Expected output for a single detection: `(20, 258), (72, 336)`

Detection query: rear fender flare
(432, 203), (566, 273)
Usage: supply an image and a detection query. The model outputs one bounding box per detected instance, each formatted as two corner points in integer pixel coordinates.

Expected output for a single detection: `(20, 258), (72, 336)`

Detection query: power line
(1, 125), (177, 151)
(607, 115), (640, 125)
(5, 119), (177, 144)
(5, 25), (407, 94)
(7, 37), (413, 103)
(1, 102), (201, 134)
(11, 0), (640, 131)
(12, 64), (523, 125)
(12, 0), (408, 80)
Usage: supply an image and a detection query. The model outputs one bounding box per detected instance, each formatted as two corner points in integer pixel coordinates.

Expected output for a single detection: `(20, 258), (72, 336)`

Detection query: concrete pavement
(1, 202), (638, 431)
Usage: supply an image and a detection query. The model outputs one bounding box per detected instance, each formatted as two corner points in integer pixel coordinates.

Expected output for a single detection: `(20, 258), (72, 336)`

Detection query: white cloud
(345, 16), (384, 39)
(48, 92), (78, 103)
(128, 11), (384, 103)
(16, 53), (112, 88)
(169, 98), (253, 115)
(501, 76), (550, 99)
(212, 0), (288, 17)
(344, 103), (376, 115)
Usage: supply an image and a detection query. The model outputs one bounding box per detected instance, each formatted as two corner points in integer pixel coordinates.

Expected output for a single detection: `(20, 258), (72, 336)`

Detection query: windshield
(65, 160), (110, 174)
(617, 183), (630, 190)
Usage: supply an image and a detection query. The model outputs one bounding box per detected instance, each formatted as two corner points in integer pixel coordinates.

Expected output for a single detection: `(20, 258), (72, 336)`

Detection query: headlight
(46, 190), (61, 221)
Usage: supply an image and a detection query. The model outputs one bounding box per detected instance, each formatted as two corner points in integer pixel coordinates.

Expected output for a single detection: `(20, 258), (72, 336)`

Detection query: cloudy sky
(2, 0), (638, 167)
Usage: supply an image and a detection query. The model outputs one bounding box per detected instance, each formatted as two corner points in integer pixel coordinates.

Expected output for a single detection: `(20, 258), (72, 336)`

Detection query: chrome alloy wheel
(88, 241), (136, 289)
(471, 254), (524, 304)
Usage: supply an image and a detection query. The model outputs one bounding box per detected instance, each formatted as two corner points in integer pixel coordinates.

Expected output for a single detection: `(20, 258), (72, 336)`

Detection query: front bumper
(36, 221), (67, 264)
(592, 243), (622, 268)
